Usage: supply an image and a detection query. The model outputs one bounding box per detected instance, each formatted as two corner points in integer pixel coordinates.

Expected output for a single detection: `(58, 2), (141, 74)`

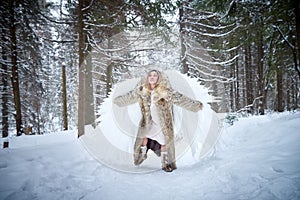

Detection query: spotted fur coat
(114, 72), (203, 170)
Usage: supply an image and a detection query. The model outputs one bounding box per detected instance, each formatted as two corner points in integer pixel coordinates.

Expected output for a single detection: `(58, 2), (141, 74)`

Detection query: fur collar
(138, 71), (172, 102)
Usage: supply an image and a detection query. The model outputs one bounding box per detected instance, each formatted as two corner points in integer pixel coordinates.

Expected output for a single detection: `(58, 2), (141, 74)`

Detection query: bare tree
(9, 0), (23, 136)
(62, 63), (68, 130)
(77, 0), (85, 137)
(1, 1), (10, 146)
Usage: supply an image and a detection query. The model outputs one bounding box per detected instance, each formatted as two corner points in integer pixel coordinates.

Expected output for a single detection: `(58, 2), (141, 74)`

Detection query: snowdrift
(80, 70), (223, 173)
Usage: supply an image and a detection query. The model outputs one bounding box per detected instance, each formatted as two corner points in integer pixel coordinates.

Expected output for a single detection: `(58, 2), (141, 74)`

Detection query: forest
(0, 0), (299, 141)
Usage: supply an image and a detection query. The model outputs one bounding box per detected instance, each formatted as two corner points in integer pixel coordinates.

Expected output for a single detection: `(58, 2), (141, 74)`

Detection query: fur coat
(114, 72), (203, 170)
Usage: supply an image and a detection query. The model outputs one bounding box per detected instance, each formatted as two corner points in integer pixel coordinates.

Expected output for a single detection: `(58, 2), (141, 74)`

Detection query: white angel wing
(164, 70), (222, 163)
(80, 70), (223, 172)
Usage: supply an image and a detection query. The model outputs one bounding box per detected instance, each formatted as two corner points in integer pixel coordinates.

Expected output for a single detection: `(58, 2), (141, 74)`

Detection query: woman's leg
(161, 145), (167, 169)
(140, 138), (148, 158)
(142, 138), (148, 146)
(161, 144), (173, 172)
(134, 138), (148, 166)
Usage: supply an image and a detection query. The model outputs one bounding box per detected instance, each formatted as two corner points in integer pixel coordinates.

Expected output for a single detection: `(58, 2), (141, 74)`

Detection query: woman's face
(148, 71), (159, 85)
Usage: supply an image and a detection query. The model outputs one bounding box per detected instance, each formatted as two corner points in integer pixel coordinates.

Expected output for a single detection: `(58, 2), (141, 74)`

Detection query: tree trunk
(85, 43), (95, 126)
(294, 0), (300, 79)
(62, 63), (68, 130)
(235, 49), (240, 110)
(241, 55), (246, 109)
(179, 2), (188, 74)
(286, 77), (291, 111)
(294, 78), (299, 109)
(105, 38), (113, 97)
(36, 102), (41, 135)
(78, 0), (85, 137)
(276, 67), (284, 112)
(245, 43), (253, 113)
(106, 63), (113, 97)
(230, 65), (234, 111)
(257, 23), (265, 115)
(1, 33), (9, 148)
(9, 0), (22, 136)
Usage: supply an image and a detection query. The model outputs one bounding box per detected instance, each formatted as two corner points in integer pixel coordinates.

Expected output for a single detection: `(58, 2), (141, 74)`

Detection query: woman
(114, 70), (203, 172)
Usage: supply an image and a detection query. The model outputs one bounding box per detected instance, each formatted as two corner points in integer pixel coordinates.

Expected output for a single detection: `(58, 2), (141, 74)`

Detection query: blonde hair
(146, 69), (160, 90)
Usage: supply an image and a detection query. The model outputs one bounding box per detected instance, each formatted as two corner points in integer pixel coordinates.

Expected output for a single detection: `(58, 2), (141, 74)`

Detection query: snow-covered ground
(1, 111), (300, 200)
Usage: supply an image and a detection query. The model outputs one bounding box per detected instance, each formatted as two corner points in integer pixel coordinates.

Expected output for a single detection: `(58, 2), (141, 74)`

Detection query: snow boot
(161, 152), (173, 172)
(134, 146), (147, 166)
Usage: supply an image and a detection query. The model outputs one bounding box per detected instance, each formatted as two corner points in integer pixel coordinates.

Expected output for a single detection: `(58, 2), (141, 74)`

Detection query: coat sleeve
(172, 90), (203, 112)
(113, 86), (140, 107)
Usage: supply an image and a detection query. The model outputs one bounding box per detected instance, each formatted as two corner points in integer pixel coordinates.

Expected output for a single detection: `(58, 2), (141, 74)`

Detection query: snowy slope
(0, 112), (300, 200)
